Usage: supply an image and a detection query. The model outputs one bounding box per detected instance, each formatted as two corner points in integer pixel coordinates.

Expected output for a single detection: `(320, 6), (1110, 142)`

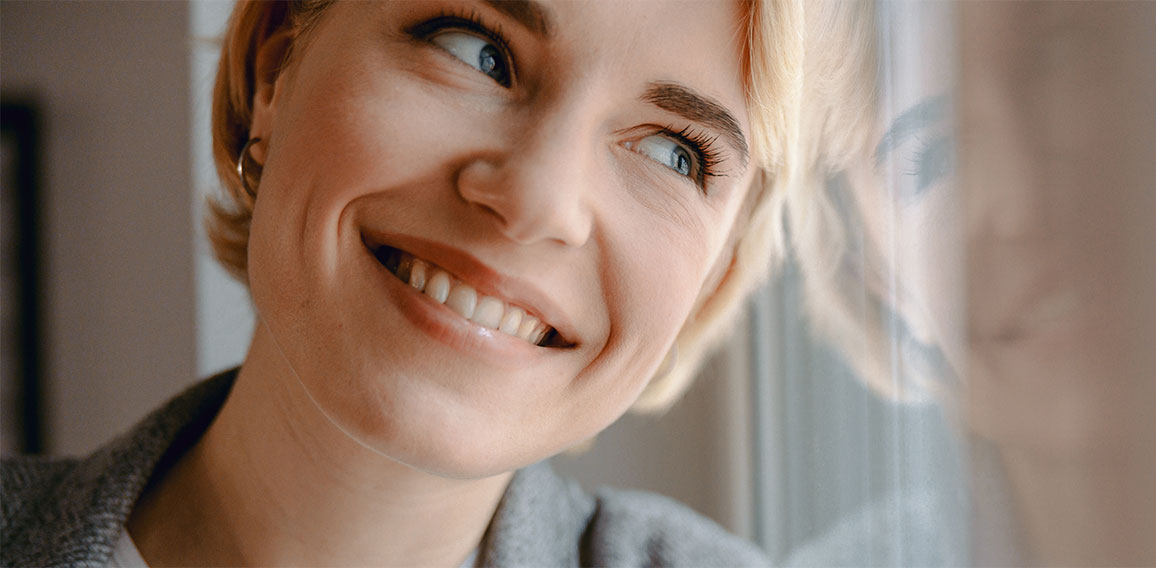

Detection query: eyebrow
(874, 95), (950, 165)
(642, 81), (749, 168)
(482, 0), (552, 38)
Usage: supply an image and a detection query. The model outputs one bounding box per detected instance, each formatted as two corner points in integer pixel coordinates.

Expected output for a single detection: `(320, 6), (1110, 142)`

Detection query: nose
(965, 129), (1049, 242)
(456, 121), (595, 248)
(961, 62), (1051, 242)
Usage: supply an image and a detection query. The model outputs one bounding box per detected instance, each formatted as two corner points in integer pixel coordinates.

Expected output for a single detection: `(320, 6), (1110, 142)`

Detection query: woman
(2, 0), (802, 565)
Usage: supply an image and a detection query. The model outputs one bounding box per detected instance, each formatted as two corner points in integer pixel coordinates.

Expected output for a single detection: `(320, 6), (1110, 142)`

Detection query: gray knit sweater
(1, 370), (770, 567)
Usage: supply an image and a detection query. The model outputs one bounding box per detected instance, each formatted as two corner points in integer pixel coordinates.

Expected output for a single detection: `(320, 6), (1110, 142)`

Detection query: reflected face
(852, 3), (1156, 459)
(843, 3), (965, 390)
(958, 2), (1156, 458)
(245, 0), (755, 477)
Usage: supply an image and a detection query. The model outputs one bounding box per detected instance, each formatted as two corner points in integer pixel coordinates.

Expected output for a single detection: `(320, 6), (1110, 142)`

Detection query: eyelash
(408, 10), (725, 193)
(407, 9), (515, 86)
(903, 134), (953, 197)
(662, 124), (725, 192)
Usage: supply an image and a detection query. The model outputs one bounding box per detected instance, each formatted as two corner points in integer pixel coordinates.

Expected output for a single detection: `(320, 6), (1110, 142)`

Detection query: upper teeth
(383, 248), (553, 346)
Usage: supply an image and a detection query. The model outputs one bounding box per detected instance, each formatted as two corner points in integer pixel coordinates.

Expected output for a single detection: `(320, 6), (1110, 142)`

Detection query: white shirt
(107, 527), (148, 568)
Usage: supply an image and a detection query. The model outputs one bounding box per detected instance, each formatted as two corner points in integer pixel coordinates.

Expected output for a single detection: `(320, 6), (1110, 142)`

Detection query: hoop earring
(237, 137), (263, 199)
(654, 342), (679, 380)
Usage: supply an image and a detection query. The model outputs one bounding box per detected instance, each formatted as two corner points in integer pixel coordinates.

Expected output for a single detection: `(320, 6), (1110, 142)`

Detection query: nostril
(473, 202), (508, 226)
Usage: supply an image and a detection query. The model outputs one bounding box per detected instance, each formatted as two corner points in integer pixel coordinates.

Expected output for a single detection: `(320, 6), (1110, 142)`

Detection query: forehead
(878, 3), (954, 124)
(519, 0), (746, 65)
(344, 0), (751, 131)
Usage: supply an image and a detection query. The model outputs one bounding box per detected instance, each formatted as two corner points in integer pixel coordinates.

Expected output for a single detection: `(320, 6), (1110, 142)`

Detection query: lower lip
(361, 243), (545, 368)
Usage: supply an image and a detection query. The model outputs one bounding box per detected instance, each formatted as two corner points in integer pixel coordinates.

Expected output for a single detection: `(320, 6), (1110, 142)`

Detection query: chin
(302, 365), (563, 479)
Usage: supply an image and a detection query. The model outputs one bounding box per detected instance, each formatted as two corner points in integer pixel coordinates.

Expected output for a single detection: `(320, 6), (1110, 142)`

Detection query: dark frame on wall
(1, 98), (47, 455)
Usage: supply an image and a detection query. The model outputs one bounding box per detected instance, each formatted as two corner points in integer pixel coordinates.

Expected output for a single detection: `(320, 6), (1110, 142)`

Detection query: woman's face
(245, 0), (755, 477)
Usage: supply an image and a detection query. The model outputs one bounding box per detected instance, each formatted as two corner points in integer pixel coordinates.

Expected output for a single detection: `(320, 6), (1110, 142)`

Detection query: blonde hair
(207, 0), (331, 285)
(771, 1), (942, 403)
(206, 0), (808, 412)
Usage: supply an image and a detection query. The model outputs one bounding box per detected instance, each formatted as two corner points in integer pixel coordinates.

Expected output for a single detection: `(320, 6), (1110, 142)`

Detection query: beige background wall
(1, 0), (198, 457)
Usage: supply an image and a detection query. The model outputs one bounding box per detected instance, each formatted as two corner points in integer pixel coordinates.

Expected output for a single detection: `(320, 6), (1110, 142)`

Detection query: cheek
(251, 57), (508, 292)
(596, 202), (716, 376)
(273, 80), (464, 199)
(848, 165), (964, 347)
(898, 187), (965, 345)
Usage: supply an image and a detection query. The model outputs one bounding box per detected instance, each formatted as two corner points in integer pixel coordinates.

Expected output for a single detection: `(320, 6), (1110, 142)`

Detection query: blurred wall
(1, 1), (198, 456)
(190, 0), (255, 377)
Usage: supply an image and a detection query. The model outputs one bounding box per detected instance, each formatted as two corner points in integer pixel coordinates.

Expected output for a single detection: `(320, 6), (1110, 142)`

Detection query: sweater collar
(480, 458), (596, 566)
(22, 370), (237, 566)
(19, 369), (595, 567)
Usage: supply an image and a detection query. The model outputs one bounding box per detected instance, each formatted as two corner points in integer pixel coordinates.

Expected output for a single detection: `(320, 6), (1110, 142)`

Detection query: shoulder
(1, 370), (238, 566)
(782, 488), (967, 567)
(1, 454), (83, 559)
(1, 454), (80, 526)
(481, 462), (771, 567)
(587, 486), (772, 567)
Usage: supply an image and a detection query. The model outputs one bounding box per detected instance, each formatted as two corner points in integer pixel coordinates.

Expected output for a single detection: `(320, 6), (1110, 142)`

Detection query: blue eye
(626, 135), (695, 177)
(908, 135), (953, 194)
(430, 31), (511, 86)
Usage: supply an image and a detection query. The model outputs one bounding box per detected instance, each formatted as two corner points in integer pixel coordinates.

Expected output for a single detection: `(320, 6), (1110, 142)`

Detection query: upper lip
(360, 229), (579, 346)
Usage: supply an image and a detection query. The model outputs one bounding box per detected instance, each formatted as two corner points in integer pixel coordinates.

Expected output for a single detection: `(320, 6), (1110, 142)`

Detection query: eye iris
(427, 29), (510, 86)
(478, 45), (503, 80)
(672, 148), (691, 176)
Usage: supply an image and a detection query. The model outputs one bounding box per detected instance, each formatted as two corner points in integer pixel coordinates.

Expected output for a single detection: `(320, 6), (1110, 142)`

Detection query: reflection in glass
(758, 2), (1155, 566)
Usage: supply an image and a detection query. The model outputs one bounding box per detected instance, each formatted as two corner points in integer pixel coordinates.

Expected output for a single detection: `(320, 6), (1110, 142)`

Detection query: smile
(365, 241), (565, 348)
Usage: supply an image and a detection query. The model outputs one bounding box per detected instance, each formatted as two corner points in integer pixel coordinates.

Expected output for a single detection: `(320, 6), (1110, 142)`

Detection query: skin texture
(128, 1), (757, 566)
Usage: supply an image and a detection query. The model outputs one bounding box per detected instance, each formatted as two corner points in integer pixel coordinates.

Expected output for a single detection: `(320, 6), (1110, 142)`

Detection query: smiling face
(957, 3), (1156, 461)
(836, 2), (1156, 463)
(243, 0), (756, 477)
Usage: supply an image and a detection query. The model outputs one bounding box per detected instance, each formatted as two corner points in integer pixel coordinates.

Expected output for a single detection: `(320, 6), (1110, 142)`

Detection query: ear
(248, 28), (296, 165)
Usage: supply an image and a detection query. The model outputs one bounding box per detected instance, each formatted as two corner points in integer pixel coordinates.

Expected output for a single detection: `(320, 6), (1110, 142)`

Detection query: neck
(128, 325), (512, 567)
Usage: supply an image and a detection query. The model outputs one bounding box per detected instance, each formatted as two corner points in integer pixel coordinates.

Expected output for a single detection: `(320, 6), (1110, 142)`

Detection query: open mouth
(366, 241), (568, 348)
